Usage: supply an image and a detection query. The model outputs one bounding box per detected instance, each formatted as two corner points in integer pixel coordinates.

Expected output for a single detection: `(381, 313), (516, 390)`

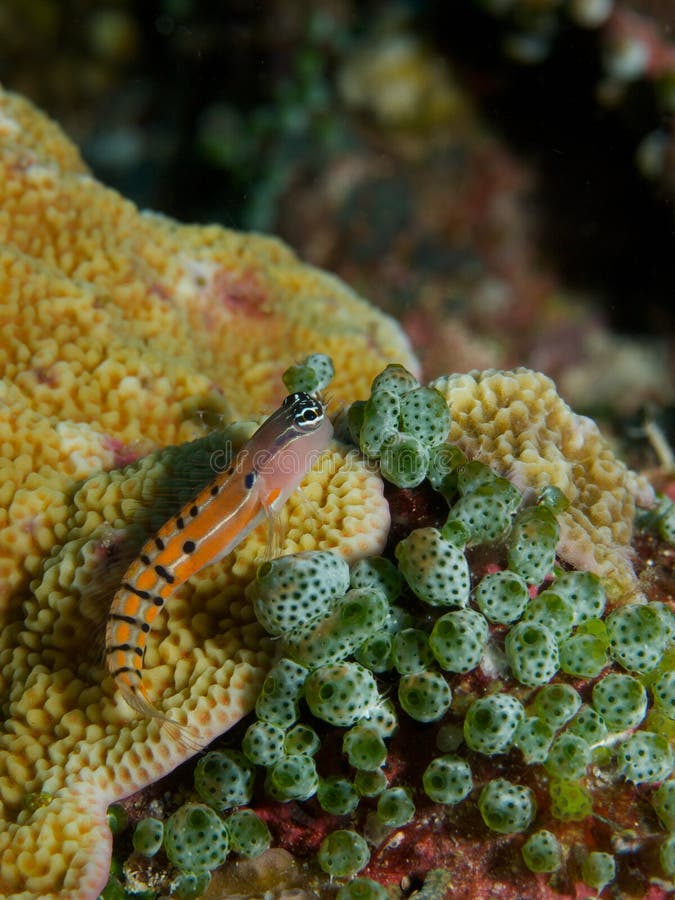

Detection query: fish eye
(293, 398), (324, 430)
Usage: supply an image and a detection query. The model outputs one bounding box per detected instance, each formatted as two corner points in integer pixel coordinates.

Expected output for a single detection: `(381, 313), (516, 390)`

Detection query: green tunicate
(302, 353), (334, 391)
(422, 755), (473, 805)
(439, 519), (471, 548)
(132, 817), (164, 857)
(282, 364), (319, 395)
(265, 754), (319, 802)
(473, 570), (530, 625)
(391, 628), (434, 674)
(347, 401), (366, 445)
(537, 486), (570, 514)
(172, 871), (211, 900)
(398, 387), (451, 448)
(377, 787), (415, 827)
(464, 693), (525, 755)
(606, 603), (669, 673)
(350, 556), (403, 602)
(521, 590), (574, 641)
(225, 809), (271, 858)
(336, 878), (389, 900)
(284, 724), (320, 757)
(98, 876), (127, 900)
(396, 527), (470, 608)
(384, 604), (416, 635)
(398, 671), (452, 723)
(657, 494), (675, 544)
(581, 851), (616, 892)
(354, 631), (393, 673)
(478, 779), (535, 834)
(429, 608), (489, 673)
(514, 716), (555, 764)
(317, 776), (360, 816)
(521, 830), (561, 873)
(653, 670), (675, 719)
(304, 662), (380, 727)
(592, 673), (647, 731)
(652, 780), (675, 830)
(652, 601), (675, 643)
(427, 444), (466, 491)
(547, 571), (606, 624)
(318, 831), (370, 879)
(660, 833), (675, 878)
(164, 803), (229, 873)
(559, 632), (608, 679)
(565, 704), (607, 746)
(507, 506), (559, 584)
(545, 733), (591, 780)
(354, 768), (388, 797)
(255, 657), (307, 728)
(436, 723), (464, 753)
(194, 750), (255, 810)
(456, 462), (521, 513)
(358, 699), (398, 737)
(106, 804), (127, 835)
(360, 390), (401, 457)
(617, 731), (674, 783)
(284, 587), (389, 668)
(371, 363), (420, 397)
(379, 432), (430, 488)
(242, 720), (285, 767)
(534, 683), (581, 729)
(343, 724), (388, 771)
(253, 550), (350, 635)
(549, 780), (592, 821)
(505, 621), (559, 686)
(445, 488), (513, 546)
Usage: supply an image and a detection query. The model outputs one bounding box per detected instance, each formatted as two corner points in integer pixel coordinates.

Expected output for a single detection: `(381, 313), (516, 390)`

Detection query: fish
(105, 391), (333, 735)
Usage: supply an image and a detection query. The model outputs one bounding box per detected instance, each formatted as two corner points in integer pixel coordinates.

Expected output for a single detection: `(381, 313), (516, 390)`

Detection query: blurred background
(1, 0), (674, 441)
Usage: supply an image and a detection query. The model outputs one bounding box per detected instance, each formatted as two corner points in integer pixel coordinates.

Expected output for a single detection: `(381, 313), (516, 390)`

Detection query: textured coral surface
(432, 368), (655, 598)
(0, 84), (403, 900)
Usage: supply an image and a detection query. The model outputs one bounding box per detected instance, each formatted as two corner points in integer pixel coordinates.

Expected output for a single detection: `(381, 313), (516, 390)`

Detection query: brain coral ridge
(0, 84), (403, 899)
(431, 368), (655, 598)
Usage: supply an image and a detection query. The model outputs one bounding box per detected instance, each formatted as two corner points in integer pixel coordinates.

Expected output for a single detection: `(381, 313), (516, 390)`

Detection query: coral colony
(1, 86), (674, 899)
(98, 354), (674, 899)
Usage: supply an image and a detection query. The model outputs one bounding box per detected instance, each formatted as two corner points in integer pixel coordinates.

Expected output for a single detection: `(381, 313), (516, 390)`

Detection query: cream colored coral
(0, 84), (418, 429)
(431, 368), (654, 598)
(0, 84), (403, 900)
(0, 429), (389, 900)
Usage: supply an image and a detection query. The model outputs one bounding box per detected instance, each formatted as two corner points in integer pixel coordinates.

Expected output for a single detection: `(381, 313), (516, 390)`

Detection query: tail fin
(120, 681), (203, 754)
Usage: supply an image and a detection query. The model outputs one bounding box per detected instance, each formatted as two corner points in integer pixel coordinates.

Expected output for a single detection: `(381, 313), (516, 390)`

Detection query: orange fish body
(106, 392), (333, 724)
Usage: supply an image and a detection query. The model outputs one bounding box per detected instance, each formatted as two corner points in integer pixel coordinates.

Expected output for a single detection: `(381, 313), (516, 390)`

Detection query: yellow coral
(431, 368), (654, 598)
(0, 429), (390, 900)
(0, 80), (416, 604)
(0, 85), (405, 899)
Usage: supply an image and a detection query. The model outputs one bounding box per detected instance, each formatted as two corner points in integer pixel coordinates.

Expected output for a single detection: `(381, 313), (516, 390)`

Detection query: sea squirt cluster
(107, 356), (675, 898)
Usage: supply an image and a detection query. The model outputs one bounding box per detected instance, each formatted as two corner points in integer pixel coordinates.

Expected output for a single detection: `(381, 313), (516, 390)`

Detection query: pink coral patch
(213, 268), (273, 319)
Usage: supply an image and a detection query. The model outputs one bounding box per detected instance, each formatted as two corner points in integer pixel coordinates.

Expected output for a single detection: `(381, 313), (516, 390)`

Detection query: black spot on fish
(155, 564), (175, 584)
(245, 471), (256, 490)
(183, 540), (196, 554)
(122, 583), (151, 601)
